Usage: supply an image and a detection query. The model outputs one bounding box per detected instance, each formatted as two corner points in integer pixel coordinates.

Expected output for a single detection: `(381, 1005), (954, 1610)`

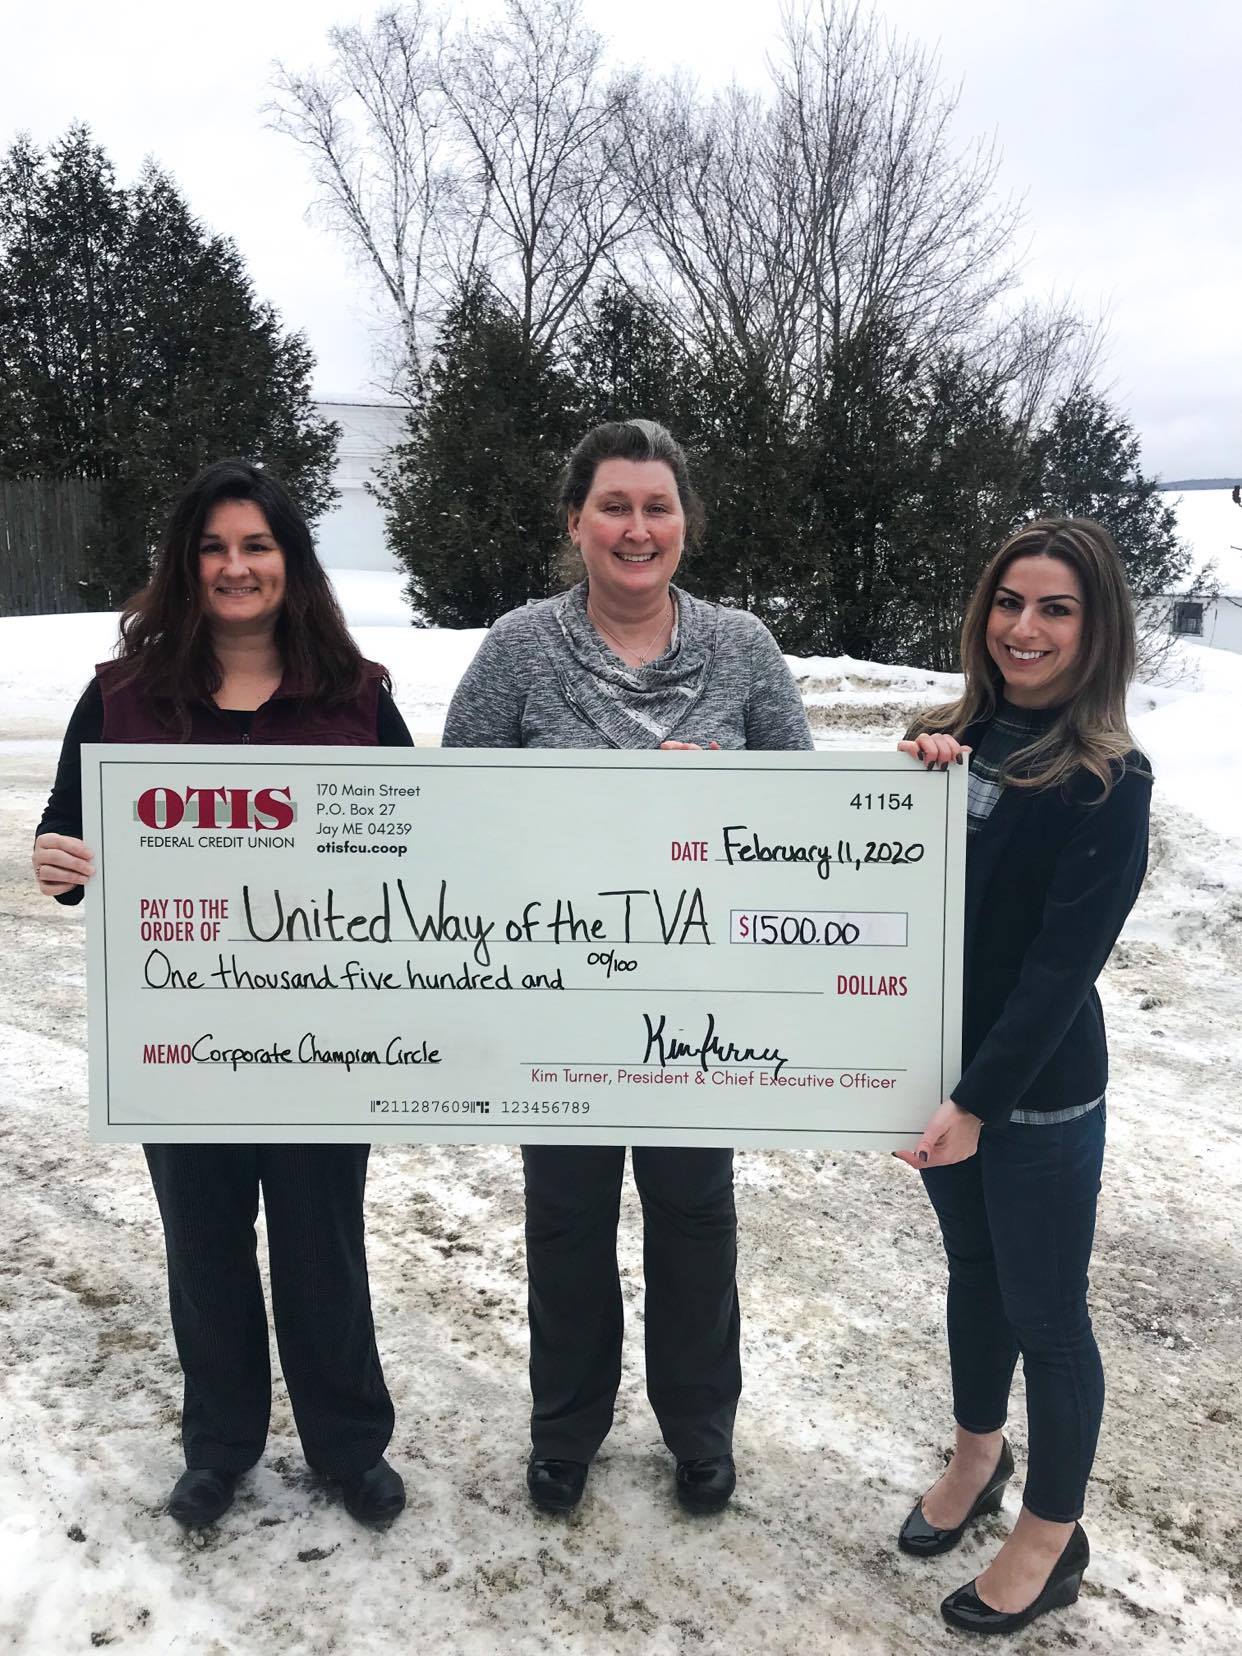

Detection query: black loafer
(339, 1457), (406, 1526)
(675, 1454), (736, 1514)
(167, 1468), (238, 1528)
(941, 1521), (1089, 1634)
(898, 1439), (1013, 1557)
(527, 1457), (588, 1513)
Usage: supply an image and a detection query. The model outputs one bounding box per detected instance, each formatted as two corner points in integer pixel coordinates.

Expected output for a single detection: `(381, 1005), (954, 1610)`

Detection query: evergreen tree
(890, 354), (1038, 669)
(783, 333), (1039, 667)
(791, 326), (925, 659)
(0, 126), (338, 604)
(677, 345), (804, 627)
(375, 284), (580, 627)
(0, 130), (128, 480)
(1030, 390), (1189, 597)
(567, 283), (692, 431)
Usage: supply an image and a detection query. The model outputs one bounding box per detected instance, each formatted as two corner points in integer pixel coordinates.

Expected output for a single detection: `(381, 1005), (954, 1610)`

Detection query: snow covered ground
(1, 584), (1239, 1655)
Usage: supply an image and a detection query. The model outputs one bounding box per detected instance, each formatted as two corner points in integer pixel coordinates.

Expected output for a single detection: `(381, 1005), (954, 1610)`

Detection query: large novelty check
(83, 747), (965, 1147)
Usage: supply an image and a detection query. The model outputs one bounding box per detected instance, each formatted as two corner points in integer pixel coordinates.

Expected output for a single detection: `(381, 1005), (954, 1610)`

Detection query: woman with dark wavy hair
(893, 519), (1151, 1636)
(32, 458), (409, 1530)
(103, 457), (378, 723)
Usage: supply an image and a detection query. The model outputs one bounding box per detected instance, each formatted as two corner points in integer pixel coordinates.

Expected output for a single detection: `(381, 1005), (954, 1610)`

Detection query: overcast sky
(5, 0), (1238, 478)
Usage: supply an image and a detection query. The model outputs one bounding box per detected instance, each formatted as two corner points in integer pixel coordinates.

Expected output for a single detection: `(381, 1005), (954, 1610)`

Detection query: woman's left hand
(659, 741), (721, 751)
(898, 734), (970, 770)
(893, 1098), (983, 1169)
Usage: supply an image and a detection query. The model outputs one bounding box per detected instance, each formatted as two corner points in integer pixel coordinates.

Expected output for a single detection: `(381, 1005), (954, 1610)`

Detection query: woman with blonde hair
(894, 519), (1151, 1635)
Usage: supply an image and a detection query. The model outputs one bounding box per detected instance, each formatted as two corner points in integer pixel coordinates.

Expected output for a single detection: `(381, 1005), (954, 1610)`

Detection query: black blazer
(951, 725), (1152, 1126)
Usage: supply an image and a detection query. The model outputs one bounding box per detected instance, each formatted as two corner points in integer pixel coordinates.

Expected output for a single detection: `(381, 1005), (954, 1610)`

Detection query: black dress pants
(143, 1143), (394, 1478)
(521, 1144), (741, 1462)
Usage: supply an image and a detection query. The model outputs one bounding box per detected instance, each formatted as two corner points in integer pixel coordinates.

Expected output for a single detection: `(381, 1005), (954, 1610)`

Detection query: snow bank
(4, 574), (1238, 845)
(0, 613), (124, 737)
(325, 567), (417, 627)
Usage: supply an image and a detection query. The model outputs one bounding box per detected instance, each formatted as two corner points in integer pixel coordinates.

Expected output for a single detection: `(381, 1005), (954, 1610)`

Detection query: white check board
(83, 747), (965, 1147)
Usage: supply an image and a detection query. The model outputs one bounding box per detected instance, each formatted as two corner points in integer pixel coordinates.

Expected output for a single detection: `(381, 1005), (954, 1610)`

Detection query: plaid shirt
(966, 700), (1059, 836)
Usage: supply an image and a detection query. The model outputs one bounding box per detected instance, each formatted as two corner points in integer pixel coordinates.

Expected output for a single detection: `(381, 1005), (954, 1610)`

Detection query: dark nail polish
(918, 1150), (928, 1163)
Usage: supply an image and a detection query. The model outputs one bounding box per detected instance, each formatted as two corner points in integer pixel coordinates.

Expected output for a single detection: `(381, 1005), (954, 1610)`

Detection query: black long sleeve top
(951, 717), (1152, 1123)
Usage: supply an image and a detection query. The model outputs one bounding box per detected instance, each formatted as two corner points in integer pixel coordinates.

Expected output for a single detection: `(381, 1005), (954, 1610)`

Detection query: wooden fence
(0, 478), (103, 616)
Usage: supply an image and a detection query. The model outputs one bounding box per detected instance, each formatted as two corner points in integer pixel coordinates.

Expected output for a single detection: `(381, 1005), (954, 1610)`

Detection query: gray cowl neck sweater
(442, 581), (813, 753)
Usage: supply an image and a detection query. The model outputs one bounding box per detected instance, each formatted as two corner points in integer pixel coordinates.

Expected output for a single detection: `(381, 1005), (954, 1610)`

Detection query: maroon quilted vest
(96, 659), (385, 746)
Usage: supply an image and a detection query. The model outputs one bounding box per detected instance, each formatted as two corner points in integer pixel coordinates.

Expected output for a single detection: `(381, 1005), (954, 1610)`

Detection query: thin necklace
(587, 596), (673, 667)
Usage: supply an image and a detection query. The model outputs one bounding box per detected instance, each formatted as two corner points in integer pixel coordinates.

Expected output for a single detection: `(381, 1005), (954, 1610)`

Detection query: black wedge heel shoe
(898, 1438), (1014, 1557)
(940, 1522), (1089, 1635)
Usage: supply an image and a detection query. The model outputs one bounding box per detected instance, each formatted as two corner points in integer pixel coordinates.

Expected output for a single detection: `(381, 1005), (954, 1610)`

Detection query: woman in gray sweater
(442, 419), (812, 1517)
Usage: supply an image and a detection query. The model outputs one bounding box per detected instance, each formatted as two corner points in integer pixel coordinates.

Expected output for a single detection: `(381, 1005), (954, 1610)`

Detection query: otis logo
(135, 786), (295, 832)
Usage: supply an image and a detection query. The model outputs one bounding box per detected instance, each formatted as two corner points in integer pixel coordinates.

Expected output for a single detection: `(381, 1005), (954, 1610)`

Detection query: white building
(1144, 591), (1242, 653)
(313, 399), (406, 571)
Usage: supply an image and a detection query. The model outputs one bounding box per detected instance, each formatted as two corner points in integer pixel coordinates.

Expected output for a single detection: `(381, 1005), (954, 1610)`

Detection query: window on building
(1173, 602), (1203, 636)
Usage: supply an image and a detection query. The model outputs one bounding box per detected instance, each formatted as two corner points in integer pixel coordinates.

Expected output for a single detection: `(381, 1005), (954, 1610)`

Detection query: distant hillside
(1160, 478), (1242, 491)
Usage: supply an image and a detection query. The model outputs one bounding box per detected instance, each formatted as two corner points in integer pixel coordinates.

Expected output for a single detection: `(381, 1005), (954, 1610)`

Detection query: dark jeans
(521, 1145), (741, 1462)
(920, 1103), (1106, 1522)
(144, 1143), (394, 1478)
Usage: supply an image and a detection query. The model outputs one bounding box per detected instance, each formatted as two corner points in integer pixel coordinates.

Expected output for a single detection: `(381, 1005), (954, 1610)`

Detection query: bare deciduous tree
(442, 0), (641, 355)
(775, 1), (1022, 378)
(268, 4), (466, 393)
(269, 0), (641, 387)
(625, 79), (807, 406)
(630, 1), (1026, 415)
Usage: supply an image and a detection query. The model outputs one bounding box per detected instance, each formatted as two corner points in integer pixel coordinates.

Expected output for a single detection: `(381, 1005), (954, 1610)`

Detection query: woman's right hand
(897, 733), (969, 771)
(32, 833), (96, 897)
